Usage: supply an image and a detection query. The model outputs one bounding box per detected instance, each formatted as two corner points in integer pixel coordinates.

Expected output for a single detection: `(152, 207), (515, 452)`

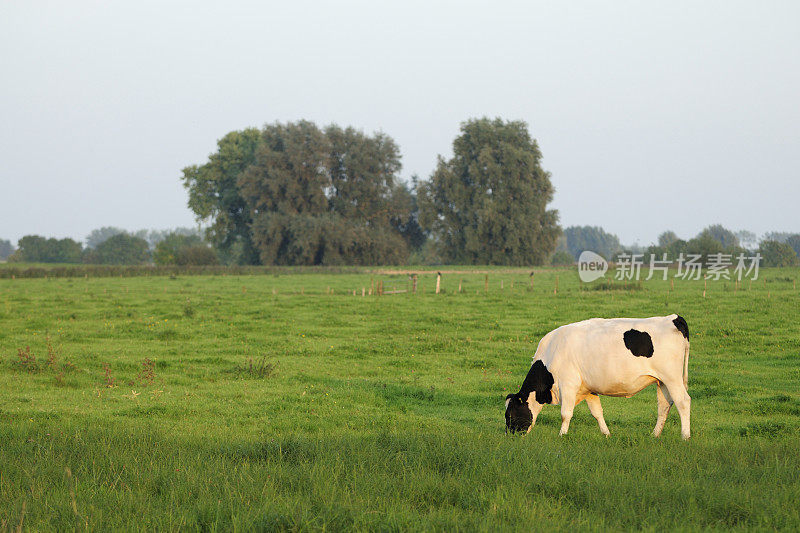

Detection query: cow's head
(505, 393), (532, 434)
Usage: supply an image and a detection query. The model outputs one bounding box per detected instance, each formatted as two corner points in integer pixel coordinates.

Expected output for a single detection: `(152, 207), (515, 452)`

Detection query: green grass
(1, 268), (799, 530)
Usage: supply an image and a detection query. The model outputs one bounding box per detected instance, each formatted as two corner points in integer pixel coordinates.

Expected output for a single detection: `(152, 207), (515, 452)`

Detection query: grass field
(1, 268), (799, 530)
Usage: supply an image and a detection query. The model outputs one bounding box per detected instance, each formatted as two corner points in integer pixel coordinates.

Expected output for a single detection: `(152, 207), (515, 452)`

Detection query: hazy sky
(2, 1), (798, 247)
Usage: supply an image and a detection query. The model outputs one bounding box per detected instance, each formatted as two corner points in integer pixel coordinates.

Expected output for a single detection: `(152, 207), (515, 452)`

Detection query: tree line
(557, 224), (800, 267)
(2, 228), (217, 266)
(2, 117), (799, 267)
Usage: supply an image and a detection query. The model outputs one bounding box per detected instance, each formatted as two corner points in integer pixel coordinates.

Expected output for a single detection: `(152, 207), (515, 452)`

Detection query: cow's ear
(505, 393), (515, 401)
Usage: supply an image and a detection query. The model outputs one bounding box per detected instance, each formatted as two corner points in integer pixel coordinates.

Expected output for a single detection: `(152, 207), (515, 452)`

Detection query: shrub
(175, 246), (218, 266)
(153, 233), (205, 265)
(84, 234), (150, 265)
(550, 250), (575, 266)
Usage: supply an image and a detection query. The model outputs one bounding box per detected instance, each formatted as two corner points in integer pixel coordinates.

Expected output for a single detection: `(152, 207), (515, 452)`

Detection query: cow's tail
(682, 341), (690, 389)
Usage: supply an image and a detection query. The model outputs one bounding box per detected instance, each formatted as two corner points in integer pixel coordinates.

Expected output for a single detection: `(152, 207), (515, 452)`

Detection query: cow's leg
(585, 394), (610, 436)
(559, 388), (578, 436)
(653, 382), (673, 437)
(525, 402), (544, 433)
(664, 380), (691, 440)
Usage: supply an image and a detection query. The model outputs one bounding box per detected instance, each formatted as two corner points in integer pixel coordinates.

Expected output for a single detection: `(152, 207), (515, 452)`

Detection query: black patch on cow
(505, 360), (555, 434)
(505, 393), (532, 434)
(673, 315), (689, 340)
(519, 360), (555, 405)
(623, 329), (654, 357)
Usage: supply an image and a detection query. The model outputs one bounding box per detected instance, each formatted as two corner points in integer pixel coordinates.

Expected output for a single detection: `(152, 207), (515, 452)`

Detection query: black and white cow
(505, 314), (691, 439)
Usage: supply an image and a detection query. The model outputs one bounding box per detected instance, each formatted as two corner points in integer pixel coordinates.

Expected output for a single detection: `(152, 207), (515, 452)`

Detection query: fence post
(484, 274), (489, 293)
(412, 274), (418, 294)
(458, 279), (462, 293)
(436, 272), (441, 294)
(554, 275), (559, 295)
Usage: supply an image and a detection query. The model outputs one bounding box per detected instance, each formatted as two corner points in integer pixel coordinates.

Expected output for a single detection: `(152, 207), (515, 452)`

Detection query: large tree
(181, 129), (262, 265)
(235, 121), (411, 265)
(417, 118), (559, 265)
(237, 121), (333, 264)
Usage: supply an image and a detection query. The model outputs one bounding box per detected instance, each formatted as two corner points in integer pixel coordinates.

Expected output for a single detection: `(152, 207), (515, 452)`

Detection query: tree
(658, 231), (679, 248)
(237, 121), (411, 265)
(16, 235), (82, 263)
(684, 234), (724, 260)
(153, 233), (205, 265)
(86, 227), (127, 249)
(785, 234), (800, 258)
(84, 234), (150, 265)
(0, 239), (14, 260)
(238, 121), (334, 265)
(759, 240), (799, 267)
(391, 178), (427, 252)
(417, 118), (560, 265)
(325, 125), (403, 223)
(734, 230), (758, 251)
(183, 121), (416, 265)
(763, 231), (792, 243)
(562, 226), (621, 260)
(182, 129), (262, 265)
(697, 224), (738, 248)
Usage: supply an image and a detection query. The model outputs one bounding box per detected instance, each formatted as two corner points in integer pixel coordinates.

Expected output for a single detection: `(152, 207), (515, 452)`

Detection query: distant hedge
(0, 264), (368, 279)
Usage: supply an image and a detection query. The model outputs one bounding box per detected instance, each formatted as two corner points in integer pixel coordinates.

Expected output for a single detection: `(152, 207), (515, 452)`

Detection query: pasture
(1, 268), (799, 530)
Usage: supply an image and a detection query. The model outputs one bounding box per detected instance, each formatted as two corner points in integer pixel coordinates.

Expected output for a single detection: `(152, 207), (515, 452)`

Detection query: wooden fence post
(554, 275), (559, 295)
(458, 279), (462, 293)
(435, 272), (441, 294)
(484, 274), (489, 293)
(412, 274), (418, 294)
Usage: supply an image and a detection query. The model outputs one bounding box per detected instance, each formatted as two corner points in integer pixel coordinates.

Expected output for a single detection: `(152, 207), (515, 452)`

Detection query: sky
(1, 0), (799, 247)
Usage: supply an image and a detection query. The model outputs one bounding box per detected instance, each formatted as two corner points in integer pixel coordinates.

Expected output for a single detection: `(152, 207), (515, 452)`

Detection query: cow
(505, 314), (691, 439)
